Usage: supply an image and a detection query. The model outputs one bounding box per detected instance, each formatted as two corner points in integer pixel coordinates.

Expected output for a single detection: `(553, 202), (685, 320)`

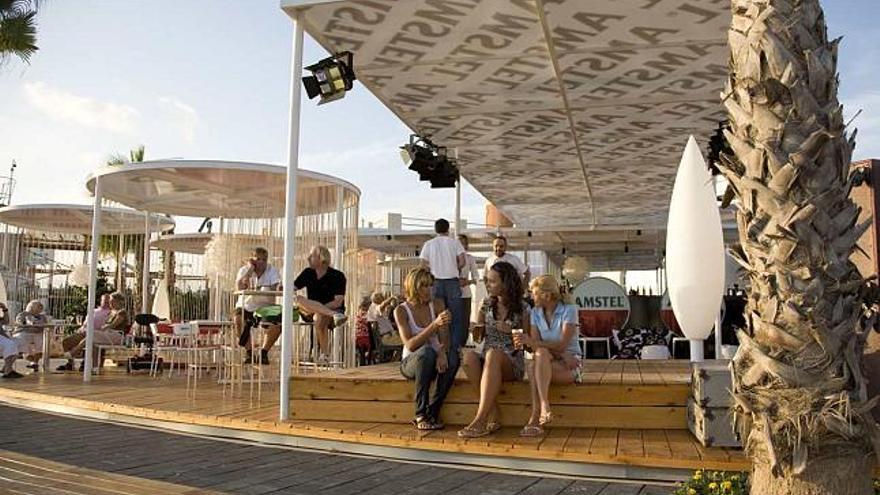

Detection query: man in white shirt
(234, 247), (281, 363)
(457, 234), (480, 328)
(419, 219), (466, 356)
(484, 235), (530, 285)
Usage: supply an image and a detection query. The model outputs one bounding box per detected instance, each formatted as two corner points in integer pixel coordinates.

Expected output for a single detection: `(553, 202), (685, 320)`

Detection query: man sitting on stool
(234, 247), (282, 365)
(293, 245), (347, 363)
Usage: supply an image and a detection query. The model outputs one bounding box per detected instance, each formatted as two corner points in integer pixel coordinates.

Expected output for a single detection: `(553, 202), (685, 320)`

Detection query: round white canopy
(0, 204), (174, 235)
(85, 160), (360, 218)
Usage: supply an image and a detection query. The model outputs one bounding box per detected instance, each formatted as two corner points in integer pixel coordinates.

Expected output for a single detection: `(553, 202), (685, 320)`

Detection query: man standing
(419, 219), (466, 351)
(234, 247), (282, 364)
(293, 245), (347, 363)
(457, 234), (480, 328)
(484, 235), (530, 285)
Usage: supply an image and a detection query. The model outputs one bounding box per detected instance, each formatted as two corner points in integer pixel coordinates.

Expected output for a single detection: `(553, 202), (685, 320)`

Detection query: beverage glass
(511, 328), (524, 350)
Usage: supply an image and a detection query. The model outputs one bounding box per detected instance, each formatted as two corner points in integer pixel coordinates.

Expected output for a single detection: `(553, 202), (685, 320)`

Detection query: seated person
(58, 292), (130, 371)
(519, 275), (583, 437)
(458, 262), (529, 438)
(1, 302), (23, 379)
(292, 245), (347, 363)
(14, 300), (49, 371)
(367, 292), (395, 335)
(355, 296), (371, 365)
(233, 247), (282, 365)
(395, 267), (457, 430)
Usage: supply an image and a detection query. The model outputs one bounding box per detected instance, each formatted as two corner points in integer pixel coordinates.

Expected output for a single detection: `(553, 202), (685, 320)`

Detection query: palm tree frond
(0, 9), (37, 64)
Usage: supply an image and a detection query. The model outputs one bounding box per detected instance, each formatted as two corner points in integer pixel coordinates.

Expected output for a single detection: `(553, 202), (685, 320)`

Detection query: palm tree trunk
(721, 0), (877, 493)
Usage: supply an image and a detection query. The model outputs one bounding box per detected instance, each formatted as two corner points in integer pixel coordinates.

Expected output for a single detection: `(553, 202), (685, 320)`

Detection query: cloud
(844, 91), (880, 160)
(159, 96), (199, 144)
(22, 81), (140, 134)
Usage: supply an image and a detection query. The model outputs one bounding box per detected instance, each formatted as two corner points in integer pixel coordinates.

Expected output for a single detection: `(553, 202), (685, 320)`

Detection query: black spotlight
(302, 51), (356, 105)
(400, 134), (459, 189)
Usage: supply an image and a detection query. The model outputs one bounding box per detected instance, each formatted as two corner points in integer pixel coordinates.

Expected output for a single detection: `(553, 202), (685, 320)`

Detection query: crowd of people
(0, 292), (132, 378)
(1, 225), (581, 440)
(392, 218), (581, 438)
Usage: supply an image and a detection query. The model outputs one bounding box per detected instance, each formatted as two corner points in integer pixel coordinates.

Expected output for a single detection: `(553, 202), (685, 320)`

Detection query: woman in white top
(394, 267), (457, 431)
(519, 275), (583, 437)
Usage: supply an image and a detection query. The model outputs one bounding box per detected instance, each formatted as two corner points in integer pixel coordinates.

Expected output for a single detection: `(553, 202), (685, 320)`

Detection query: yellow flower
(722, 481), (732, 491)
(708, 482), (718, 490)
(688, 489), (697, 495)
(693, 472), (702, 481)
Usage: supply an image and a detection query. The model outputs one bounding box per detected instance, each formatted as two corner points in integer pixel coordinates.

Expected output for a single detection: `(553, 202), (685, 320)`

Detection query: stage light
(302, 51), (356, 105)
(400, 134), (459, 189)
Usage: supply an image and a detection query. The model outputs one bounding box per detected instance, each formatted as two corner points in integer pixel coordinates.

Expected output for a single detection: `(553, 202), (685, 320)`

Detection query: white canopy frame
(84, 160), (360, 418)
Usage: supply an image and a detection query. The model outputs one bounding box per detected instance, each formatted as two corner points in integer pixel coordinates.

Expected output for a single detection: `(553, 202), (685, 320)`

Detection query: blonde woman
(520, 275), (582, 437)
(394, 267), (458, 430)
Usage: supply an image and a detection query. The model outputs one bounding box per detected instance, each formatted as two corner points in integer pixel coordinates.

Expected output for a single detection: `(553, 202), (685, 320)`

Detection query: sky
(1, 1), (879, 233)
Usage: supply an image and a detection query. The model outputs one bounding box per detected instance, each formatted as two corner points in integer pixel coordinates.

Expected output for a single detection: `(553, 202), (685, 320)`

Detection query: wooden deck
(0, 449), (223, 495)
(0, 362), (750, 480)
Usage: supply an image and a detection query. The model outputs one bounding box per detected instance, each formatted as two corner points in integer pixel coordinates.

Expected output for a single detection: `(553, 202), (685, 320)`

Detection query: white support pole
(335, 187), (344, 271)
(690, 339), (705, 363)
(142, 211), (151, 314)
(280, 12), (304, 422)
(714, 312), (723, 360)
(84, 177), (103, 382)
(454, 179), (462, 236)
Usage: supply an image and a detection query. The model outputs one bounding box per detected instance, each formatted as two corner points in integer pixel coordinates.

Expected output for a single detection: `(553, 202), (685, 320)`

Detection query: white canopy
(85, 160), (360, 218)
(282, 0), (729, 229)
(0, 203), (174, 235)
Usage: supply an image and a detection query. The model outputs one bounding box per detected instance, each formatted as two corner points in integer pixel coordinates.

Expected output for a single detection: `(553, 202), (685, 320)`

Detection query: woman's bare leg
(466, 348), (514, 430)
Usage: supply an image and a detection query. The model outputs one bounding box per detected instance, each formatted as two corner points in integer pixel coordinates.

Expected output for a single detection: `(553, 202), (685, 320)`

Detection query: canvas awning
(282, 0), (729, 230)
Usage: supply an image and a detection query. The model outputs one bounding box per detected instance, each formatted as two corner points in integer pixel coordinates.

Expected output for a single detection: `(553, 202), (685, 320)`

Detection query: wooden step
(292, 379), (690, 406)
(291, 362), (692, 429)
(290, 398), (686, 428)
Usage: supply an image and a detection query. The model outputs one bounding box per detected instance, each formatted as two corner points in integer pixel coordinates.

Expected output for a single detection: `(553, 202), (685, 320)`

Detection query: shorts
(237, 307), (282, 346)
(14, 332), (44, 355)
(0, 334), (19, 358)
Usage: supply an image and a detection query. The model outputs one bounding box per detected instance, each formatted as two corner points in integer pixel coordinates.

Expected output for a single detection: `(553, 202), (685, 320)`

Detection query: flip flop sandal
(539, 411), (554, 426)
(519, 425), (544, 437)
(487, 421), (502, 433)
(413, 417), (437, 431)
(457, 425), (491, 438)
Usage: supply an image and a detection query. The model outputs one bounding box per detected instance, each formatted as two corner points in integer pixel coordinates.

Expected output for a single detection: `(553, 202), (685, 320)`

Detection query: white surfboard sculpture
(665, 136), (725, 362)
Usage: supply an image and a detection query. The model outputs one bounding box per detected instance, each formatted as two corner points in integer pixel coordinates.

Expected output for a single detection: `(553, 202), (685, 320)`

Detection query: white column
(142, 211), (151, 314)
(83, 177), (103, 382)
(335, 187), (344, 271)
(714, 312), (723, 360)
(454, 178), (462, 235)
(280, 12), (304, 421)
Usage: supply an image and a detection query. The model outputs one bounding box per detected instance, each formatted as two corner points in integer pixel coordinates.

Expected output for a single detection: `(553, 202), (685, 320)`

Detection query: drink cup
(511, 328), (524, 350)
(472, 324), (485, 343)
